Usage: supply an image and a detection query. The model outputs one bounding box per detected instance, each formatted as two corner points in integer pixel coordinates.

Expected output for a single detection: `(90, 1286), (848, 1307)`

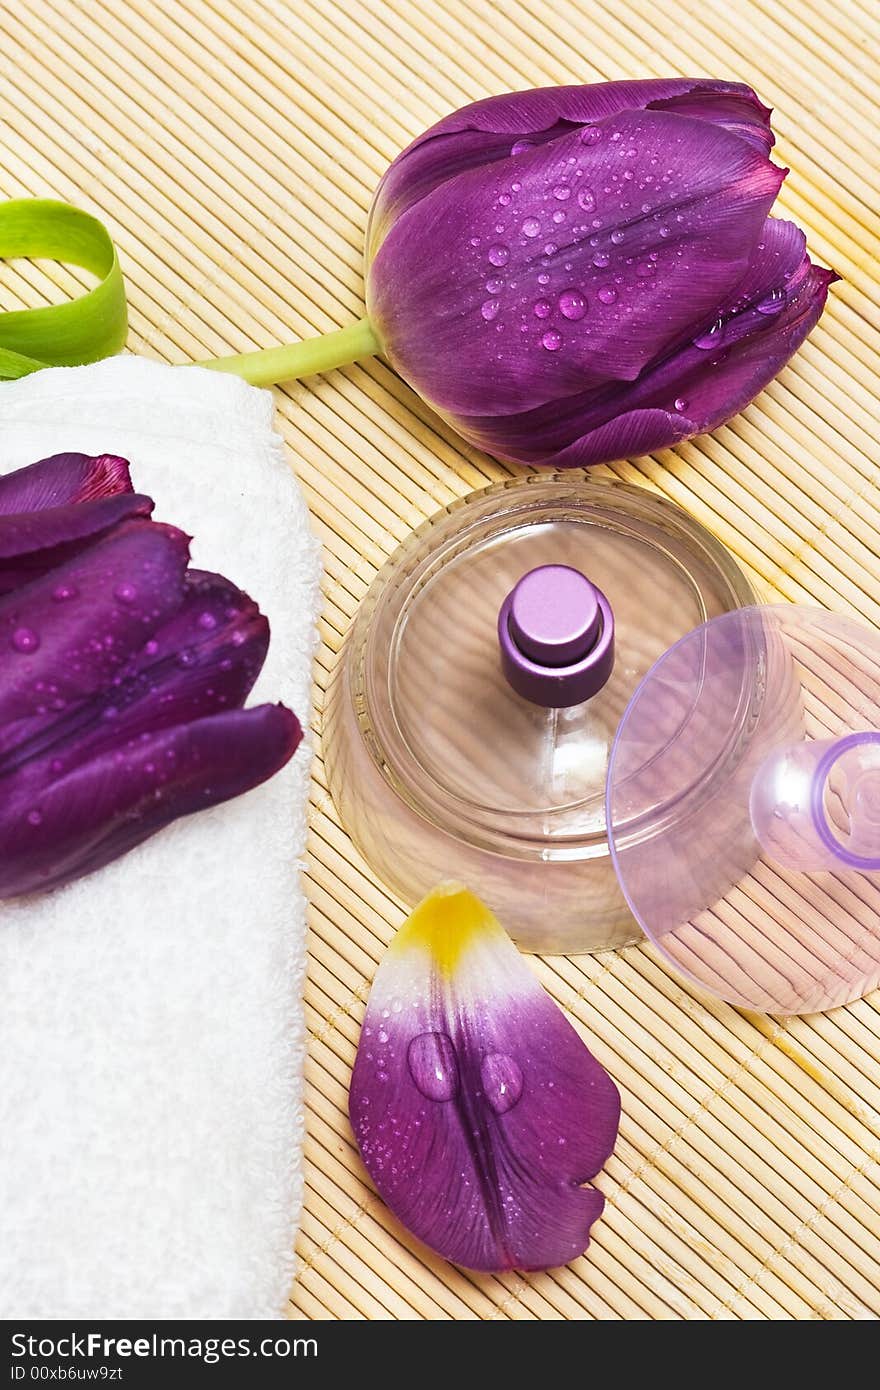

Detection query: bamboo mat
(1, 0), (878, 1321)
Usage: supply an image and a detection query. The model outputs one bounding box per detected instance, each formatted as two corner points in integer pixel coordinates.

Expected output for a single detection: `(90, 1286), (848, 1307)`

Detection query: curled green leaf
(0, 199), (128, 380)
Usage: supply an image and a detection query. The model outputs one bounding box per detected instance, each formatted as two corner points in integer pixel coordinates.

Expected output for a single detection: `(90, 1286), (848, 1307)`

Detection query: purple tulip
(365, 78), (836, 467)
(0, 453), (301, 899)
(350, 884), (620, 1271)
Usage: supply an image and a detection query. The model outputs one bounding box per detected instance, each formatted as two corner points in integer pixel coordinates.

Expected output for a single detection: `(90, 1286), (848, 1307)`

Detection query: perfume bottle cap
(499, 564), (615, 708)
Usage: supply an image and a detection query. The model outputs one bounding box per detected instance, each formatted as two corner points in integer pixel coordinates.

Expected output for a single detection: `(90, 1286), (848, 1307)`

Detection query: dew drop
(674, 396), (688, 412)
(610, 228), (625, 245)
(533, 299), (551, 319)
(26, 809), (43, 828)
(543, 241), (558, 256)
(636, 261), (655, 277)
(481, 298), (500, 321)
(521, 217), (541, 238)
(581, 126), (601, 143)
(552, 209), (566, 224)
(577, 187), (596, 212)
(407, 1032), (459, 1102)
(622, 169), (634, 181)
(511, 138), (535, 155)
(537, 272), (550, 285)
(52, 583), (78, 603)
(115, 582), (137, 604)
(498, 192), (511, 207)
(485, 276), (503, 294)
(592, 251), (610, 268)
(541, 329), (562, 351)
(488, 243), (509, 267)
(11, 627), (39, 654)
(552, 183), (571, 200)
(597, 286), (618, 305)
(694, 318), (724, 349)
(144, 639), (159, 656)
(481, 1053), (524, 1115)
(757, 287), (785, 315)
(559, 289), (586, 320)
(659, 225), (670, 238)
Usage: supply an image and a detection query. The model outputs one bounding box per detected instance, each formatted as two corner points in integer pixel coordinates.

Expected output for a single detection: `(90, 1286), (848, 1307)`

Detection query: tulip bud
(364, 78), (836, 467)
(206, 78), (835, 469)
(0, 452), (301, 899)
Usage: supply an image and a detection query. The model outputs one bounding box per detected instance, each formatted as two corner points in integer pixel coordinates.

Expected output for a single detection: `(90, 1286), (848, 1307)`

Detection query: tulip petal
(370, 79), (773, 252)
(0, 453), (153, 594)
(349, 885), (620, 1272)
(369, 109), (784, 416)
(460, 218), (836, 467)
(0, 703), (302, 898)
(0, 518), (190, 758)
(0, 452), (134, 513)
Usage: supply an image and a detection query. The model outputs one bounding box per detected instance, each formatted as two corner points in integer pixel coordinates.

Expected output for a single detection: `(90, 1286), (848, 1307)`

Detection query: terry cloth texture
(0, 355), (321, 1319)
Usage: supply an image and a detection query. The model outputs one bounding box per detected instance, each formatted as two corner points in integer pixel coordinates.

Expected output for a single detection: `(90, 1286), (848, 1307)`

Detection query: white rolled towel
(0, 356), (321, 1319)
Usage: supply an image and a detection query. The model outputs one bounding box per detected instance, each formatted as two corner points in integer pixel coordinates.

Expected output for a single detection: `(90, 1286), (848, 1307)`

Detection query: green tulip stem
(198, 316), (381, 387)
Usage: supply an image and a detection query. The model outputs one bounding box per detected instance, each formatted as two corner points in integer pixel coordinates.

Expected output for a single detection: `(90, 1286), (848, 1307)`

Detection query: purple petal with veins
(0, 453), (152, 595)
(350, 884), (620, 1272)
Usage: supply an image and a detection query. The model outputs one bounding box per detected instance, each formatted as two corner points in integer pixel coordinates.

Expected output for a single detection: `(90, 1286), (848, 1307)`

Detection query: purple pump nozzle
(498, 564), (614, 708)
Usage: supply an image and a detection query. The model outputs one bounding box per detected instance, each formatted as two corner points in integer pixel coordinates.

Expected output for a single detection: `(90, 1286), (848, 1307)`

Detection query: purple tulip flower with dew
(205, 78), (836, 468)
(0, 452), (301, 899)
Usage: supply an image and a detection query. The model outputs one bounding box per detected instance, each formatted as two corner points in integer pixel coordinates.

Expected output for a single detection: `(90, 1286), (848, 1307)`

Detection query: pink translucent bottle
(608, 605), (880, 1012)
(325, 475), (754, 952)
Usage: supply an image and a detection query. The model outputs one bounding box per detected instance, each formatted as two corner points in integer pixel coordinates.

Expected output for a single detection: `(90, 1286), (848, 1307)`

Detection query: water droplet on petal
(537, 272), (550, 285)
(198, 611), (218, 631)
(52, 583), (78, 602)
(533, 299), (551, 319)
(27, 809), (43, 828)
(481, 298), (500, 321)
(485, 277), (503, 294)
(115, 583), (137, 604)
(481, 1053), (524, 1115)
(552, 183), (571, 200)
(577, 187), (596, 211)
(541, 329), (562, 351)
(488, 243), (509, 267)
(511, 138), (535, 155)
(636, 261), (655, 277)
(610, 228), (625, 244)
(559, 289), (586, 320)
(552, 209), (566, 224)
(757, 287), (786, 315)
(694, 318), (724, 349)
(598, 286), (618, 305)
(543, 241), (558, 256)
(522, 217), (541, 238)
(11, 627), (39, 654)
(674, 396), (688, 412)
(407, 1032), (459, 1102)
(498, 192), (511, 207)
(581, 126), (601, 144)
(592, 251), (610, 268)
